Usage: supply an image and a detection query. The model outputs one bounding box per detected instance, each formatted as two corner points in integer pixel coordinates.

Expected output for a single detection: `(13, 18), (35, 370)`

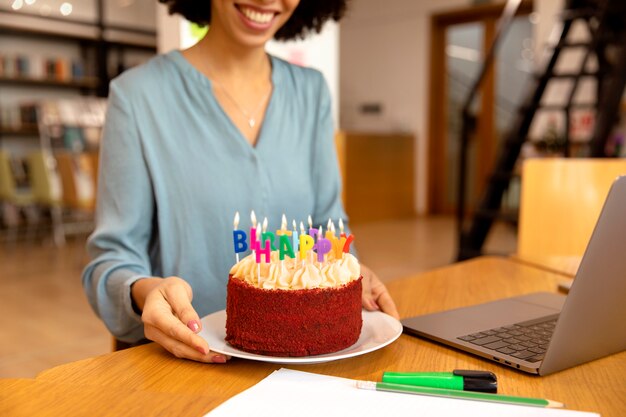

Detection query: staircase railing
(456, 0), (525, 253)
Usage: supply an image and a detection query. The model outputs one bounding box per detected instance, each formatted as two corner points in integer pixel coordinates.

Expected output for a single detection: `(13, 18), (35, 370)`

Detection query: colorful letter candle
(261, 231), (277, 250)
(291, 220), (299, 254)
(299, 234), (314, 260)
(316, 238), (331, 262)
(278, 235), (295, 260)
(331, 236), (347, 258)
(343, 234), (355, 253)
(250, 224), (259, 251)
(255, 239), (271, 263)
(233, 230), (247, 258)
(233, 212), (247, 263)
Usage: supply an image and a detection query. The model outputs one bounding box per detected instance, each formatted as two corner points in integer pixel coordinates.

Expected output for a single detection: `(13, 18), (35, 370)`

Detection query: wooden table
(2, 257), (625, 416)
(510, 254), (581, 278)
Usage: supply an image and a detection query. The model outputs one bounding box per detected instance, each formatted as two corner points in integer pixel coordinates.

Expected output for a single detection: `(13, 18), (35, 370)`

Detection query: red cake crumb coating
(225, 275), (363, 357)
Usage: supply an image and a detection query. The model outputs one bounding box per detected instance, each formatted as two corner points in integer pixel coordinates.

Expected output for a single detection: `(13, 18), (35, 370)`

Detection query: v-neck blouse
(83, 50), (348, 342)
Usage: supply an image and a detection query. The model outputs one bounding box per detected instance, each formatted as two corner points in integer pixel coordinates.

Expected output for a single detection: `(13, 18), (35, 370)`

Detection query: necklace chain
(212, 80), (271, 128)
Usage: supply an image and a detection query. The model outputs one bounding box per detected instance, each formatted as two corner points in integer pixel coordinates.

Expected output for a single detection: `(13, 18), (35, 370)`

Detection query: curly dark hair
(158, 0), (348, 40)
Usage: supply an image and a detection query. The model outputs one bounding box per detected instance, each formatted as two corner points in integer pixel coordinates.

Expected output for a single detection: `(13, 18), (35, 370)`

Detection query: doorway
(428, 1), (534, 214)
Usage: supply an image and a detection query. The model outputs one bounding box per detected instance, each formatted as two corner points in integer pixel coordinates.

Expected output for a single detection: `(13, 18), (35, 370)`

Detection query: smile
(237, 5), (276, 24)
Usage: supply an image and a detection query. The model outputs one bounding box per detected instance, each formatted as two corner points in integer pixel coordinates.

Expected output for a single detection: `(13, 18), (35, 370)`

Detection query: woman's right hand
(131, 277), (229, 363)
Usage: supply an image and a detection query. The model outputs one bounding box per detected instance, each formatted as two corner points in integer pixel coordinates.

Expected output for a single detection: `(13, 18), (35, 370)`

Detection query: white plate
(199, 309), (403, 365)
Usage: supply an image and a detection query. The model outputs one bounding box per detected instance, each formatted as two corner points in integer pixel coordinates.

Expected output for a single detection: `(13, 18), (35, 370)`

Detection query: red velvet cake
(225, 252), (363, 357)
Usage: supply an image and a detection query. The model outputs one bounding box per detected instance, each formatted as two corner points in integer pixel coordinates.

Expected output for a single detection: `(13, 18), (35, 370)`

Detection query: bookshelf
(0, 7), (156, 142)
(0, 76), (100, 90)
(0, 3), (156, 241)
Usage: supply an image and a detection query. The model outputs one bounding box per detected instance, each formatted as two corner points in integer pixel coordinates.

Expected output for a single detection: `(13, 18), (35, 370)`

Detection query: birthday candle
(299, 234), (314, 263)
(278, 234), (295, 260)
(316, 236), (331, 263)
(251, 210), (257, 228)
(316, 225), (323, 265)
(261, 231), (277, 251)
(250, 222), (259, 257)
(232, 211), (248, 263)
(256, 238), (271, 263)
(292, 220), (299, 261)
(254, 224), (261, 257)
(331, 235), (347, 259)
(343, 234), (355, 253)
(325, 222), (336, 241)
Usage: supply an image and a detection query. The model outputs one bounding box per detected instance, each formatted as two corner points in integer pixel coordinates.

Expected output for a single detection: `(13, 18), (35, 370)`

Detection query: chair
(517, 158), (626, 258)
(55, 151), (96, 212)
(27, 151), (65, 246)
(0, 150), (37, 242)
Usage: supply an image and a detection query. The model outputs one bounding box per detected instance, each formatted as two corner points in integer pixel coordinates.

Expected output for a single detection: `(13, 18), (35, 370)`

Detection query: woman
(83, 0), (399, 364)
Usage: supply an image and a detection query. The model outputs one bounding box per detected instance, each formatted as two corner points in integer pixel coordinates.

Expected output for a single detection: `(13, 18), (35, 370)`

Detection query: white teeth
(240, 7), (274, 24)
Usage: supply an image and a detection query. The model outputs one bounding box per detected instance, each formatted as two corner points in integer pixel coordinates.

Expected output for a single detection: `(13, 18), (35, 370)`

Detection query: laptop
(402, 175), (626, 375)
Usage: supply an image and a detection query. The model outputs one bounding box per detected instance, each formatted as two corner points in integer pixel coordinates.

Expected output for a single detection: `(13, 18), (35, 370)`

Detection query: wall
(157, 3), (185, 54)
(340, 0), (579, 214)
(266, 23), (340, 128)
(339, 0), (471, 215)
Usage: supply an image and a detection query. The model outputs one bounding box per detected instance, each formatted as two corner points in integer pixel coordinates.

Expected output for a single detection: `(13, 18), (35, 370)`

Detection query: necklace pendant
(249, 119), (256, 128)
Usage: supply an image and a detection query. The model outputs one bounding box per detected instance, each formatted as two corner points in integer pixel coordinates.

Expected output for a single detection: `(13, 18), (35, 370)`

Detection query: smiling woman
(82, 0), (398, 367)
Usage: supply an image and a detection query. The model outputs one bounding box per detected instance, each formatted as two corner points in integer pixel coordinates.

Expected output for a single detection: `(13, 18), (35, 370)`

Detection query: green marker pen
(382, 370), (498, 393)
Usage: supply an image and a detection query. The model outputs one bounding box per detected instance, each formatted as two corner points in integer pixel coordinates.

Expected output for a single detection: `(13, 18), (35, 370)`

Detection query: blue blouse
(82, 50), (348, 342)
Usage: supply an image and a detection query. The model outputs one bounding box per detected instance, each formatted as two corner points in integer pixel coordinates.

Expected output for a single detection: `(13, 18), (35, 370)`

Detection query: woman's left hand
(360, 264), (400, 319)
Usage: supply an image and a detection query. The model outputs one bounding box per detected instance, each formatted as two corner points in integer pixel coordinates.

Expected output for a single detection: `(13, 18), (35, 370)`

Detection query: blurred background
(2, 0), (625, 378)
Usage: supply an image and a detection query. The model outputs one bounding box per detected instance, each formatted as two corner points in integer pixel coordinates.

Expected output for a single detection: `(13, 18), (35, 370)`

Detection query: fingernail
(369, 299), (380, 310)
(187, 320), (200, 332)
(212, 355), (227, 364)
(196, 346), (208, 355)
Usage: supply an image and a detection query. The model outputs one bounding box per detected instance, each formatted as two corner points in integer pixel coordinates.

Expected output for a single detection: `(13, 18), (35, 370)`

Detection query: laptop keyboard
(457, 316), (558, 363)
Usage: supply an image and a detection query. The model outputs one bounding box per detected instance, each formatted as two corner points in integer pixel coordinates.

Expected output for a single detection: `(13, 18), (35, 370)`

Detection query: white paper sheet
(205, 368), (600, 417)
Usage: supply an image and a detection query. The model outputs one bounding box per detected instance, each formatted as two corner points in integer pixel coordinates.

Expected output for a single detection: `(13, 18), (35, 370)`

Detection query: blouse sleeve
(82, 81), (155, 343)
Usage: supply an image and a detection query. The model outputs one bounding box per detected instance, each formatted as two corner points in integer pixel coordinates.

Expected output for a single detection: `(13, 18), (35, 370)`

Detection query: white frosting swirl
(229, 250), (360, 290)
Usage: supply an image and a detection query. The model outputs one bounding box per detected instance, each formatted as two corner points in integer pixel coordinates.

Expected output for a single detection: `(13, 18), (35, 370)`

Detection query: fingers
(360, 265), (400, 319)
(141, 277), (229, 364)
(145, 304), (207, 353)
(162, 278), (203, 333)
(360, 265), (379, 311)
(145, 325), (227, 363)
(373, 287), (400, 319)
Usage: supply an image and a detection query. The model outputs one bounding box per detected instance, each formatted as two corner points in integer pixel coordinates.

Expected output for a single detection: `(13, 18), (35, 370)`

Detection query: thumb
(360, 266), (379, 311)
